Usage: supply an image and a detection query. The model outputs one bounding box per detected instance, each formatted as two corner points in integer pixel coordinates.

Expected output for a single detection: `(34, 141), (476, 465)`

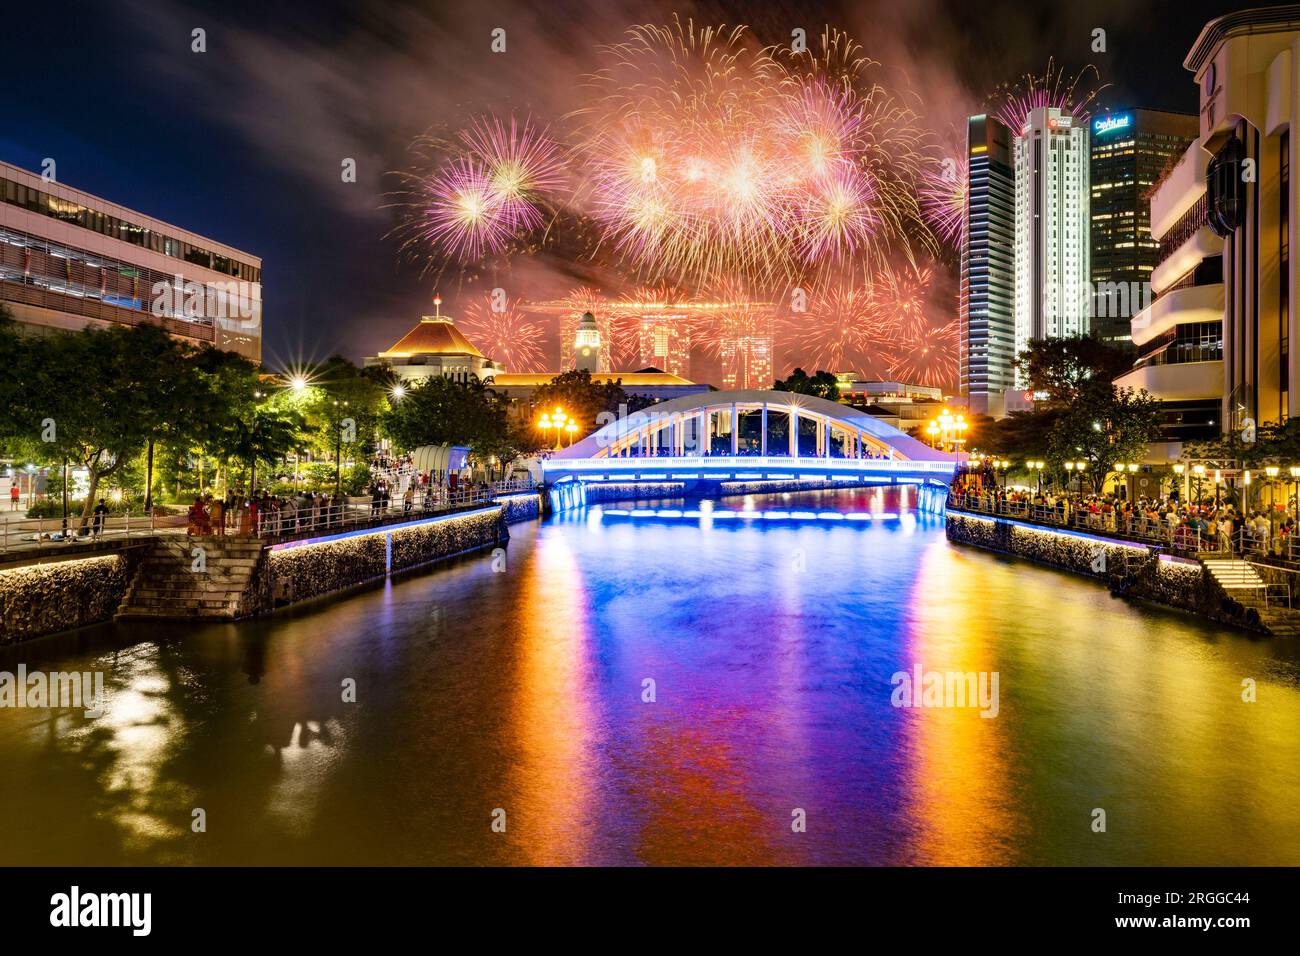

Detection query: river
(1, 487), (1298, 865)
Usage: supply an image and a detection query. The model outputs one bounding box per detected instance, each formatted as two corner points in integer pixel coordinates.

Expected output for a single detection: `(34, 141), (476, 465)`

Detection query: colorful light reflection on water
(1, 487), (1298, 865)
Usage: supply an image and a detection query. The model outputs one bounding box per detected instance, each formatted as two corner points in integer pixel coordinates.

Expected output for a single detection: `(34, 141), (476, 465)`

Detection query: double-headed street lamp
(1025, 460), (1045, 493)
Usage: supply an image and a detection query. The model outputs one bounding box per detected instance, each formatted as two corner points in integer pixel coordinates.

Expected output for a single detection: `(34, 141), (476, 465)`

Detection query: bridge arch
(554, 389), (954, 463)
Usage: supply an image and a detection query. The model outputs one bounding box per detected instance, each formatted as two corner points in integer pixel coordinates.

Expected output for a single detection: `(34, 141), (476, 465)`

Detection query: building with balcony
(1114, 131), (1225, 443)
(1089, 109), (1198, 346)
(1184, 4), (1300, 432)
(0, 159), (262, 361)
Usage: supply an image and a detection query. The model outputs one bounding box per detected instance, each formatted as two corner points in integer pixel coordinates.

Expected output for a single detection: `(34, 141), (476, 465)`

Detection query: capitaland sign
(1093, 113), (1131, 135)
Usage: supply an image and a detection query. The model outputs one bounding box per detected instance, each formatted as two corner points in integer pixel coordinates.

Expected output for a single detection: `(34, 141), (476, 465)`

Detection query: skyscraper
(1014, 106), (1091, 388)
(633, 309), (691, 378)
(718, 309), (774, 389)
(1089, 109), (1198, 346)
(961, 114), (1016, 415)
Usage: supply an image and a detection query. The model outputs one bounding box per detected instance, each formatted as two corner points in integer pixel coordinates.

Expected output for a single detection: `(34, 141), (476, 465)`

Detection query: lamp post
(333, 399), (350, 497)
(1173, 463), (1186, 503)
(925, 409), (969, 452)
(1265, 465), (1280, 511)
(1290, 465), (1300, 515)
(1026, 460), (1044, 494)
(1242, 469), (1252, 513)
(1191, 464), (1206, 505)
(537, 407), (572, 452)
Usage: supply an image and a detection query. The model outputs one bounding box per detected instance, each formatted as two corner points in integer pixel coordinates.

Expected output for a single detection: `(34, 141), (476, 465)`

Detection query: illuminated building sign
(1093, 113), (1132, 136)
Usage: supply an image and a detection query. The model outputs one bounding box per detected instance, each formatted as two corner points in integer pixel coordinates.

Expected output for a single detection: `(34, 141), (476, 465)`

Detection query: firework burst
(459, 293), (549, 372)
(990, 58), (1109, 132)
(892, 318), (958, 389)
(570, 19), (931, 287)
(918, 154), (967, 250)
(779, 280), (896, 377)
(395, 115), (565, 269)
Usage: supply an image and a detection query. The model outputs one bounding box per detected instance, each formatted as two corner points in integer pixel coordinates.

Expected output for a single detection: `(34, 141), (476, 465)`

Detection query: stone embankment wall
(266, 503), (518, 608)
(945, 511), (1266, 632)
(0, 553), (138, 645)
(1, 495), (545, 642)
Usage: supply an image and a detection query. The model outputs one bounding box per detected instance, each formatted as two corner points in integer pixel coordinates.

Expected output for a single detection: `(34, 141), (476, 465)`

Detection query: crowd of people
(185, 460), (504, 539)
(950, 483), (1295, 557)
(186, 490), (349, 537)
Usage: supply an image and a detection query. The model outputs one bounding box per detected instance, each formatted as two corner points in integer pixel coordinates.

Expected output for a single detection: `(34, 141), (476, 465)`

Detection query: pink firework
(891, 318), (958, 390)
(874, 263), (933, 340)
(794, 161), (878, 265)
(459, 294), (548, 372)
(779, 281), (897, 377)
(918, 155), (967, 249)
(421, 157), (513, 262)
(459, 115), (566, 232)
(991, 58), (1109, 132)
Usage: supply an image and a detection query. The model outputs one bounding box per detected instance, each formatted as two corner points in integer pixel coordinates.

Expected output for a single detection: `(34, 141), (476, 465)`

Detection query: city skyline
(0, 0), (1239, 381)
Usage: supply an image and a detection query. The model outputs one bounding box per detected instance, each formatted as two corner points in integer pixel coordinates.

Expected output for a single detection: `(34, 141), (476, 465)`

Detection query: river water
(1, 487), (1298, 865)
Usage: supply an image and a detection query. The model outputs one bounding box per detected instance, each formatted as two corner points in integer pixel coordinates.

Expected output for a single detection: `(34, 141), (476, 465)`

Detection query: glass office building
(0, 159), (262, 360)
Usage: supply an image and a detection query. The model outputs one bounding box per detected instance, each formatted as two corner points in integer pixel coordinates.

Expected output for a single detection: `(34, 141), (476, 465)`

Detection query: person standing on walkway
(91, 498), (108, 538)
(9, 481), (19, 511)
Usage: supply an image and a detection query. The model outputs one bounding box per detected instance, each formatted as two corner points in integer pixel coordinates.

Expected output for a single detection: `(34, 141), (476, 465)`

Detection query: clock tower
(574, 311), (601, 372)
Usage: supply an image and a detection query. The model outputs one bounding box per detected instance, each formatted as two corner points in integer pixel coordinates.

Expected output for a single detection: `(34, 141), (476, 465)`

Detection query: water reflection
(0, 487), (1298, 865)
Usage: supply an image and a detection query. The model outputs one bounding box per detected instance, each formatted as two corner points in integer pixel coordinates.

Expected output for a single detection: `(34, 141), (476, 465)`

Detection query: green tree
(773, 367), (841, 401)
(1015, 335), (1132, 407)
(1047, 380), (1163, 490)
(223, 405), (305, 494)
(381, 375), (511, 462)
(11, 325), (159, 526)
(528, 369), (653, 432)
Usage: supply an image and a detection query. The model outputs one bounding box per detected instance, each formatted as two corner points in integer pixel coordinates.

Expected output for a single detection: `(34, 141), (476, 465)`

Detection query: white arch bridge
(541, 390), (962, 510)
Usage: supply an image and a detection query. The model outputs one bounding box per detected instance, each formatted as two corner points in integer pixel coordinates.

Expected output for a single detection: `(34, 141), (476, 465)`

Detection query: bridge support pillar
(730, 404), (738, 455)
(761, 404), (768, 456)
(789, 408), (799, 458)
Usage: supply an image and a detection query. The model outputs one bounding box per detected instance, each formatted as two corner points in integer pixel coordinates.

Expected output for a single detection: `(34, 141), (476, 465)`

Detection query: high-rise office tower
(1014, 106), (1091, 387)
(1089, 109), (1198, 346)
(961, 114), (1016, 415)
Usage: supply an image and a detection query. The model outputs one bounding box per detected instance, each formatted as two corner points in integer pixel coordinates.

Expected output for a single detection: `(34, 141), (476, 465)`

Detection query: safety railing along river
(0, 479), (537, 555)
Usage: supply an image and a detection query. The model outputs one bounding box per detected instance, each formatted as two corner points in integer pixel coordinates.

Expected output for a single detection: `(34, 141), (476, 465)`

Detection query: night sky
(0, 0), (1271, 372)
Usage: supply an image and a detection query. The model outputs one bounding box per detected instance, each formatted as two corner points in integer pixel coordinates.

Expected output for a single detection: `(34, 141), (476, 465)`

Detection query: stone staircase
(1202, 557), (1300, 637)
(117, 536), (266, 620)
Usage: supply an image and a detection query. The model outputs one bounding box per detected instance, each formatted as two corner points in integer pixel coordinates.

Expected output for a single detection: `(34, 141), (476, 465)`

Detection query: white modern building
(1113, 132), (1225, 443)
(0, 159), (262, 360)
(1013, 107), (1091, 386)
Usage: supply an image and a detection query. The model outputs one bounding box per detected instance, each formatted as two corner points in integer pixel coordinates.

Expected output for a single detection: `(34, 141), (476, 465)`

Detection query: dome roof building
(365, 294), (505, 383)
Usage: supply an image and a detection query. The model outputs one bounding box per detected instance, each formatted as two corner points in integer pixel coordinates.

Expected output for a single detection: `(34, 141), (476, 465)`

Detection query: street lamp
(1026, 460), (1044, 493)
(926, 409), (969, 452)
(1265, 465), (1280, 510)
(1290, 465), (1300, 514)
(333, 399), (350, 496)
(391, 384), (406, 400)
(565, 421), (578, 447)
(537, 407), (573, 451)
(1173, 462), (1186, 503)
